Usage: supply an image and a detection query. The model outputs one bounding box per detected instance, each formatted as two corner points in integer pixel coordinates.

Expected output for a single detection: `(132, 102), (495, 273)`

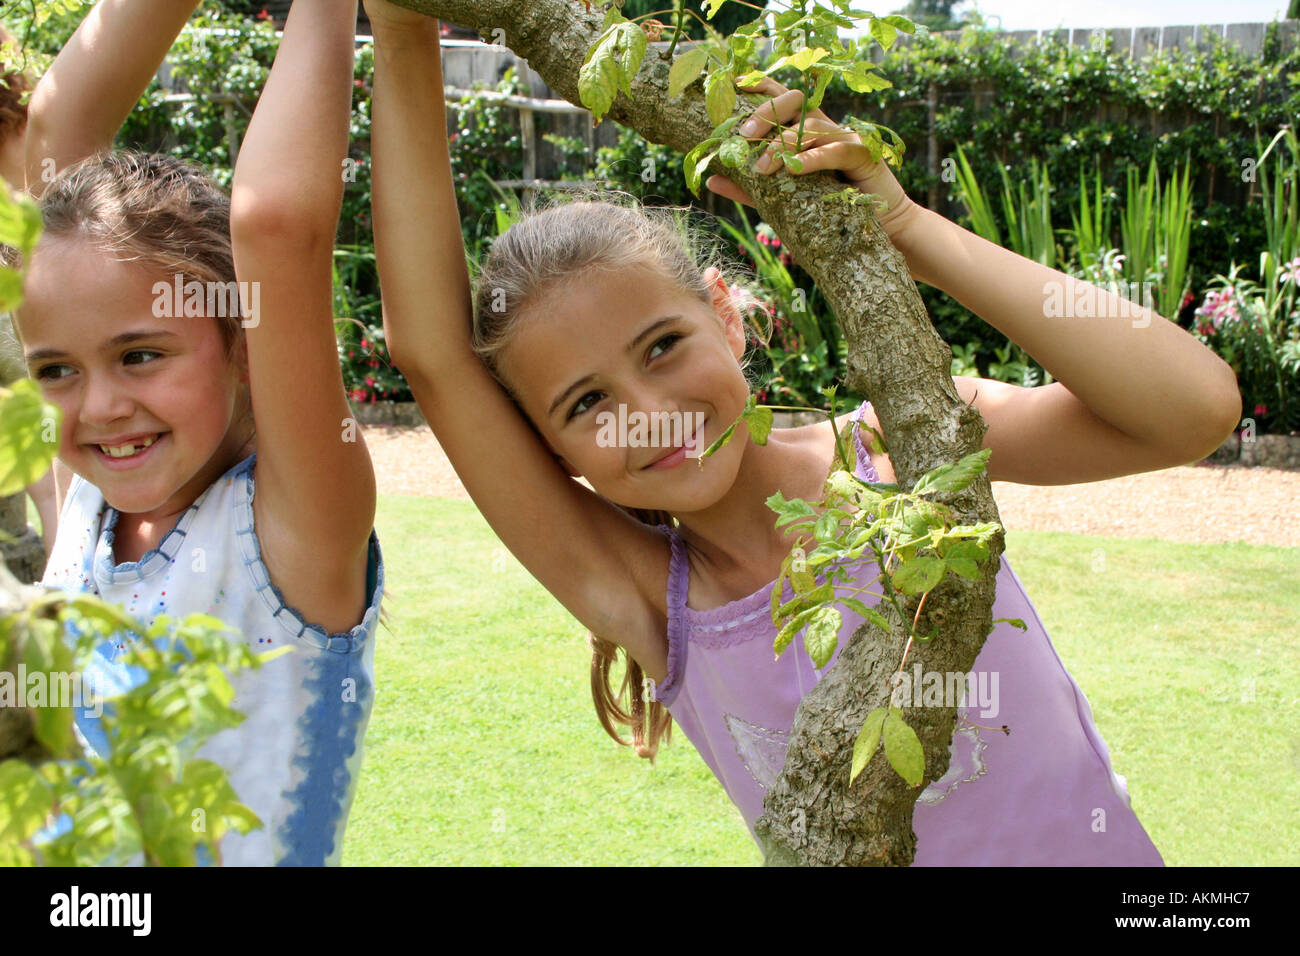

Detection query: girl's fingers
(738, 86), (806, 140)
(760, 140), (873, 180)
(753, 118), (857, 172)
(705, 174), (755, 207)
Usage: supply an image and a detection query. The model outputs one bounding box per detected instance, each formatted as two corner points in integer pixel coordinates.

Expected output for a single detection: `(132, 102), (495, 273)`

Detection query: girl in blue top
(14, 0), (382, 865)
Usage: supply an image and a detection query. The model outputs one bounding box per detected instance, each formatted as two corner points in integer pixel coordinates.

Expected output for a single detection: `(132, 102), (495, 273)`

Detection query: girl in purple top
(366, 5), (1239, 863)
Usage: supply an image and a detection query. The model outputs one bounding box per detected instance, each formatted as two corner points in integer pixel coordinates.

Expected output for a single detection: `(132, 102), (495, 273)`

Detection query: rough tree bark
(387, 0), (1006, 866)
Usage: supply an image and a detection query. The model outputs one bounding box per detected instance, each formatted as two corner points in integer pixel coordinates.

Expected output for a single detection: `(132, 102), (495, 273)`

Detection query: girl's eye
(569, 390), (604, 420)
(648, 333), (681, 360)
(34, 364), (71, 382)
(124, 349), (163, 366)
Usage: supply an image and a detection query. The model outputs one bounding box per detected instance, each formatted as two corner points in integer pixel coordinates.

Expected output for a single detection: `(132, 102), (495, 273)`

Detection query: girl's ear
(703, 266), (745, 360)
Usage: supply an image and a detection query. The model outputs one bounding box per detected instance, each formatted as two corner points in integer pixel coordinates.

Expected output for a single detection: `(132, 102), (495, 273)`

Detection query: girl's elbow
(229, 186), (330, 250)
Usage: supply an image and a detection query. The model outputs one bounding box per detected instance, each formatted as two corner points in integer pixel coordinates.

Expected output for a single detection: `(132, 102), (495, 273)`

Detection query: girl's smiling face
(498, 261), (752, 513)
(17, 235), (251, 518)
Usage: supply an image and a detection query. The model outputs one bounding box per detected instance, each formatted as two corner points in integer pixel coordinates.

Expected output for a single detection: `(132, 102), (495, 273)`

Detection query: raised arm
(365, 1), (669, 670)
(228, 0), (376, 634)
(24, 0), (202, 196)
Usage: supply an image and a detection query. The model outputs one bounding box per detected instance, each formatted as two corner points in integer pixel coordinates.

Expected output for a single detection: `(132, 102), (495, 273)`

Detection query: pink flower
(360, 338), (370, 349)
(365, 376), (376, 387)
(347, 350), (356, 358)
(1254, 404), (1268, 417)
(1280, 257), (1300, 285)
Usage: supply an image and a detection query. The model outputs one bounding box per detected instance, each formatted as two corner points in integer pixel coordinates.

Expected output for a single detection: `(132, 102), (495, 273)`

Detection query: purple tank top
(652, 400), (1164, 865)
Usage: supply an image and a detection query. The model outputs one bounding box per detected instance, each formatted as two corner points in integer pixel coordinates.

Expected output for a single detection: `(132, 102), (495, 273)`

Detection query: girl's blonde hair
(470, 188), (771, 760)
(2, 150), (252, 431)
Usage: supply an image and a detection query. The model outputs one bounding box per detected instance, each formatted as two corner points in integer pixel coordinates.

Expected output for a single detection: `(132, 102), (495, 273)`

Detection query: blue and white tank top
(40, 452), (383, 866)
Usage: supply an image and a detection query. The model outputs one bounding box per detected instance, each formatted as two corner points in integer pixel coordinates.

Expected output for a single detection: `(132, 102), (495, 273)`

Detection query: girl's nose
(78, 372), (136, 428)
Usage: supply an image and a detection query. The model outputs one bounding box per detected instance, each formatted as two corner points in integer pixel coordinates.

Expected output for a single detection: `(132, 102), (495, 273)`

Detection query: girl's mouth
(89, 432), (165, 470)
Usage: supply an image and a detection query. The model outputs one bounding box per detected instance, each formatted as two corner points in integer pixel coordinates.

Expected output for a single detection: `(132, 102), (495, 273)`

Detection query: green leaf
(0, 184), (42, 256)
(789, 566), (817, 594)
(0, 760), (53, 843)
(774, 606), (818, 657)
(841, 597), (890, 631)
(992, 617), (1028, 631)
(771, 552), (791, 624)
(578, 25), (622, 122)
(728, 30), (755, 66)
(882, 15), (917, 33)
(806, 66), (835, 111)
(667, 47), (709, 97)
(704, 0), (729, 18)
(775, 46), (831, 72)
(705, 68), (736, 127)
(850, 707), (889, 783)
(616, 22), (647, 97)
(0, 380), (61, 497)
(869, 17), (898, 52)
(945, 557), (981, 580)
(939, 538), (988, 562)
(911, 449), (992, 496)
(767, 492), (818, 527)
(578, 21), (646, 122)
(892, 555), (944, 595)
(717, 135), (750, 169)
(742, 403), (773, 444)
(802, 606), (841, 668)
(841, 60), (893, 94)
(696, 412), (735, 454)
(883, 709), (925, 786)
(813, 510), (839, 543)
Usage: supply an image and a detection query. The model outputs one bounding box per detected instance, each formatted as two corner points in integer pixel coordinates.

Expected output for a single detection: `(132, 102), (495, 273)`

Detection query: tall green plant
(1255, 125), (1300, 321)
(949, 144), (1058, 268)
(1067, 160), (1115, 276)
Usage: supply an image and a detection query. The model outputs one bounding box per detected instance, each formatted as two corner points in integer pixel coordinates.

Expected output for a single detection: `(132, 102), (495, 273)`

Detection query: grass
(347, 495), (1300, 866)
(27, 493), (1300, 865)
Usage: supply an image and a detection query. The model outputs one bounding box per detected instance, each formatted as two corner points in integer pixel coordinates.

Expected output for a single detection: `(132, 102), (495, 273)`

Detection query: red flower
(365, 376), (376, 387)
(256, 8), (271, 20)
(360, 338), (370, 349)
(1254, 404), (1268, 417)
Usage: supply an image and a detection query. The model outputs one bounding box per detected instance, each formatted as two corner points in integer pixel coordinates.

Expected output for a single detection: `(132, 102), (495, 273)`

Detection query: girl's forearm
(26, 0), (202, 195)
(887, 204), (1241, 449)
(230, 0), (356, 240)
(370, 21), (474, 373)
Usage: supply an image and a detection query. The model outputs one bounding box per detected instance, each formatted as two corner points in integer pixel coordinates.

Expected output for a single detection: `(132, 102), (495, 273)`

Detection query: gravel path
(361, 424), (1300, 548)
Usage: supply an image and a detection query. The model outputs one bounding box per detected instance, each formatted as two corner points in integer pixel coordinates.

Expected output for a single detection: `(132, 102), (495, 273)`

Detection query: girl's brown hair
(4, 150), (253, 436)
(470, 188), (770, 760)
(0, 25), (31, 140)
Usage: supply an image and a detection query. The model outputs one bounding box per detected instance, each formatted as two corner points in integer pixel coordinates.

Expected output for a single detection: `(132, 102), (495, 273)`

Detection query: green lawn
(27, 492), (1300, 865)
(338, 495), (1300, 866)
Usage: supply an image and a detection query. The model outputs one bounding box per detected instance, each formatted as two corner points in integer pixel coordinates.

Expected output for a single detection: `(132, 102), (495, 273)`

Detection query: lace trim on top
(652, 401), (880, 704)
(652, 523), (690, 706)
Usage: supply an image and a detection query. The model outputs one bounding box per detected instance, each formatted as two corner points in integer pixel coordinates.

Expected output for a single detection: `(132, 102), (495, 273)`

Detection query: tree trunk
(387, 0), (1006, 866)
